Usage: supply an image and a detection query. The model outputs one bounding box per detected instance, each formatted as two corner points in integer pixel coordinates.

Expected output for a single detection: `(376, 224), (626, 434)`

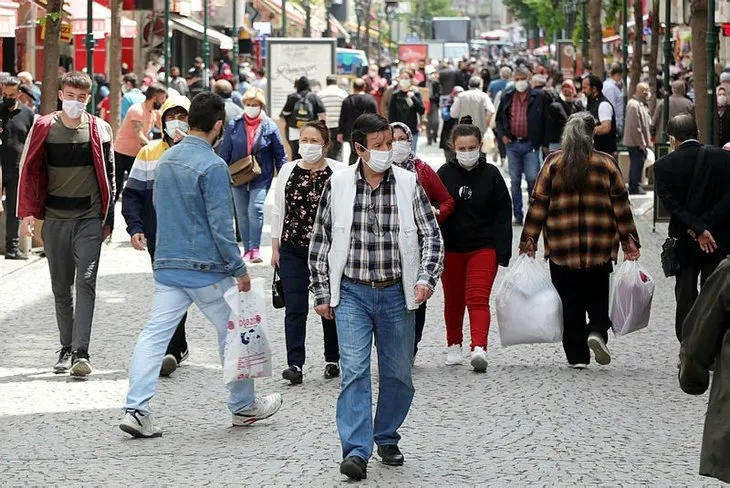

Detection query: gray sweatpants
(42, 218), (103, 352)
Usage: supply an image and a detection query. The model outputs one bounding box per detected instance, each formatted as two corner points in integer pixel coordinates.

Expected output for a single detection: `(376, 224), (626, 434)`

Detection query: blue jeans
(124, 277), (255, 414)
(232, 184), (268, 251)
(411, 133), (419, 152)
(334, 278), (415, 461)
(506, 140), (540, 220)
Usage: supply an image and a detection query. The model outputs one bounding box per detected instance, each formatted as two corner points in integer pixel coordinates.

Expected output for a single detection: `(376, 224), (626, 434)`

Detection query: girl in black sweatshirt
(437, 117), (513, 372)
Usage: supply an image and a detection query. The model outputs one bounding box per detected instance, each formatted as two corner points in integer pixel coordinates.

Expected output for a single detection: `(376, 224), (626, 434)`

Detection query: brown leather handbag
(229, 154), (261, 186)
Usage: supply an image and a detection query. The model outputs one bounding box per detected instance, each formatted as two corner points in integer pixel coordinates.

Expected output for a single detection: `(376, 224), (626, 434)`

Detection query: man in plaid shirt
(309, 113), (444, 480)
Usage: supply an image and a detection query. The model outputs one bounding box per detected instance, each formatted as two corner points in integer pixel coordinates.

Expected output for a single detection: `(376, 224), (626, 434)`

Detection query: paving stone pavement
(0, 142), (722, 486)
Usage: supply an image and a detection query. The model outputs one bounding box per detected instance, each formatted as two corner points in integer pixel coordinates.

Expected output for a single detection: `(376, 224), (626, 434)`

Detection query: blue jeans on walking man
(506, 140), (540, 221)
(124, 277), (255, 414)
(335, 279), (415, 462)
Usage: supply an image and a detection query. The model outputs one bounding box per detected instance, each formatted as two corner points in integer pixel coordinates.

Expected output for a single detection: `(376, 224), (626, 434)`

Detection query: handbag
(272, 267), (285, 309)
(660, 146), (706, 277)
(229, 154), (261, 186)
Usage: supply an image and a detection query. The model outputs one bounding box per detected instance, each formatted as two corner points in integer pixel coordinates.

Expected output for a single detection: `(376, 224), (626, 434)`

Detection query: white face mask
(360, 145), (393, 173)
(456, 150), (480, 168)
(719, 95), (727, 107)
(298, 143), (323, 162)
(391, 141), (412, 164)
(244, 105), (261, 118)
(164, 120), (189, 140)
(399, 79), (411, 90)
(62, 99), (86, 119)
(515, 80), (529, 93)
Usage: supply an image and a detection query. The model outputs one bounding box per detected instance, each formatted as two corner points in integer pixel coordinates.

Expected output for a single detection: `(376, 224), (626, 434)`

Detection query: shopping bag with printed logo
(495, 255), (564, 346)
(609, 260), (655, 336)
(223, 278), (272, 383)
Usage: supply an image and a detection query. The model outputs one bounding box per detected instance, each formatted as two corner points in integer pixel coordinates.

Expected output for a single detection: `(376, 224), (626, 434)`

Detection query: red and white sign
(398, 44), (428, 64)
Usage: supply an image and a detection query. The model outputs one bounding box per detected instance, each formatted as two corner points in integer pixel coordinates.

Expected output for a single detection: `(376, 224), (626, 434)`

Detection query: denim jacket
(218, 114), (287, 189)
(153, 135), (247, 278)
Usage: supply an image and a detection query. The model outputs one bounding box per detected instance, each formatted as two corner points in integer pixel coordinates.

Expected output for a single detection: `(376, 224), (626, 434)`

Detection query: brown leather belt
(346, 277), (402, 288)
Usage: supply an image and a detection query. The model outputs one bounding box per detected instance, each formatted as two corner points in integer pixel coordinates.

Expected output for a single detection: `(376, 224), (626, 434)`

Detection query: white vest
(328, 164), (421, 310)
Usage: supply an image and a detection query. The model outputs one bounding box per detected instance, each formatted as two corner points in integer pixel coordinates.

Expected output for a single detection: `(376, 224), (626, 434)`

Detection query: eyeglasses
(367, 203), (383, 236)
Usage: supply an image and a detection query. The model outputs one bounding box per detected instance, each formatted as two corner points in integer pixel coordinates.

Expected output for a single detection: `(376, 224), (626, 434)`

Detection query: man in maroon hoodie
(17, 71), (115, 378)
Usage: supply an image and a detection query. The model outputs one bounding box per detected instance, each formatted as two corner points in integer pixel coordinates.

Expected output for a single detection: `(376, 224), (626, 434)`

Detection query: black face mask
(2, 97), (16, 108)
(153, 101), (162, 110)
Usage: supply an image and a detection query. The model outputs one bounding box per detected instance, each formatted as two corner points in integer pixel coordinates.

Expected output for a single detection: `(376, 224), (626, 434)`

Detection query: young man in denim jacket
(120, 93), (282, 438)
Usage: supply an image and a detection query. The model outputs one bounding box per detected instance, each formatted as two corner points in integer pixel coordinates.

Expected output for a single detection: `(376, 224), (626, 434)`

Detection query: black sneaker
(4, 249), (28, 260)
(54, 347), (72, 374)
(177, 348), (189, 364)
(282, 366), (303, 384)
(159, 354), (178, 377)
(70, 349), (92, 377)
(324, 363), (340, 379)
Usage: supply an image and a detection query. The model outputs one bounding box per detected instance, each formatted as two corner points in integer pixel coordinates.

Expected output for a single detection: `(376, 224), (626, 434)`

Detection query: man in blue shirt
(119, 92), (282, 438)
(121, 73), (146, 122)
(602, 64), (625, 134)
(487, 66), (513, 100)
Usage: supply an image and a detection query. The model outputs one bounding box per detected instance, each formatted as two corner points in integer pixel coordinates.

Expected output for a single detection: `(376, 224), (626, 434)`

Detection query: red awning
(67, 0), (137, 39)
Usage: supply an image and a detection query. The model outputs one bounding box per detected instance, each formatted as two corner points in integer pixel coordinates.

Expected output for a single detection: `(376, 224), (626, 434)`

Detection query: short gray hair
(514, 66), (532, 79)
(468, 76), (483, 89)
(499, 66), (512, 80)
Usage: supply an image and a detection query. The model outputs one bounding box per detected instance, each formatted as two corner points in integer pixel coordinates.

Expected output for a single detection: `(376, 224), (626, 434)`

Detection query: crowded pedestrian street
(0, 141), (716, 486)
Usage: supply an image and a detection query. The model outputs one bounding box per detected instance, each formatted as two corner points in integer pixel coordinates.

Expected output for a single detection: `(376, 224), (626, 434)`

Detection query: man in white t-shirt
(583, 75), (618, 156)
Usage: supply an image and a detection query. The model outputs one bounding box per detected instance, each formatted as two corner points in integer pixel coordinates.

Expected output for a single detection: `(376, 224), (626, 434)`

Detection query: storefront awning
(256, 0), (307, 29)
(0, 6), (16, 38)
(67, 0), (137, 38)
(171, 15), (233, 50)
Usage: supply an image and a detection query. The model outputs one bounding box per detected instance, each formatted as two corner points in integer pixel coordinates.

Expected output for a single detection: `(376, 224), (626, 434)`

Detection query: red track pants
(441, 248), (498, 350)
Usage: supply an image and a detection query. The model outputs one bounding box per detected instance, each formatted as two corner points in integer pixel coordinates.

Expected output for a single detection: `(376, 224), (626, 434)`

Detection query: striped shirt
(520, 150), (640, 269)
(309, 166), (443, 306)
(317, 85), (348, 129)
(44, 113), (101, 220)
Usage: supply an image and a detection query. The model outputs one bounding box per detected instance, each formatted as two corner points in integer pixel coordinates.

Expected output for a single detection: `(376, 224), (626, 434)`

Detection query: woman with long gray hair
(518, 112), (642, 369)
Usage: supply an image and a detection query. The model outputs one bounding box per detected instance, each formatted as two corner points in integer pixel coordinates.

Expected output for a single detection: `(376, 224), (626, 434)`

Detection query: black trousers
(2, 163), (20, 253)
(279, 243), (339, 367)
(414, 302), (426, 356)
(675, 260), (720, 342)
(627, 146), (646, 191)
(327, 128), (343, 160)
(288, 139), (301, 161)
(148, 246), (189, 361)
(114, 152), (136, 201)
(550, 260), (612, 365)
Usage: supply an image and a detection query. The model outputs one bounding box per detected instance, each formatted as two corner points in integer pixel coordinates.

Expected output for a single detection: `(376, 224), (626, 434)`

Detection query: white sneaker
(119, 410), (162, 438)
(587, 333), (611, 365)
(470, 346), (488, 372)
(569, 363), (588, 370)
(232, 393), (283, 426)
(445, 345), (463, 365)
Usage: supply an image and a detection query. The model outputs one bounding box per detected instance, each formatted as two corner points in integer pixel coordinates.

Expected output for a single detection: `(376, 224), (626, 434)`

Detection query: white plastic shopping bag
(609, 260), (655, 336)
(495, 255), (564, 346)
(223, 278), (272, 383)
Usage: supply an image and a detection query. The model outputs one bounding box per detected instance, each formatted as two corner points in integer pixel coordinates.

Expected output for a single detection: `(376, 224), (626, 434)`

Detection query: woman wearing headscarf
(219, 86), (287, 263)
(520, 112), (641, 369)
(390, 121), (455, 363)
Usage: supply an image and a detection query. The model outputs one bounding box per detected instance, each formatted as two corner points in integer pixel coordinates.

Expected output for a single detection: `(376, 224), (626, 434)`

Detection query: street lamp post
(621, 0), (628, 111)
(282, 0), (287, 36)
(86, 0), (95, 112)
(304, 0), (311, 37)
(324, 0), (332, 37)
(355, 1), (364, 49)
(164, 0), (171, 88)
(661, 0), (671, 143)
(707, 0), (717, 145)
(385, 1), (397, 60)
(581, 0), (588, 66)
(203, 0), (210, 90)
(233, 0), (239, 78)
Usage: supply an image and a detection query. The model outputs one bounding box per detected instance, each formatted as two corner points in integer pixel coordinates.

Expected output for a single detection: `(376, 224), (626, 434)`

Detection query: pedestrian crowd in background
(1, 46), (730, 484)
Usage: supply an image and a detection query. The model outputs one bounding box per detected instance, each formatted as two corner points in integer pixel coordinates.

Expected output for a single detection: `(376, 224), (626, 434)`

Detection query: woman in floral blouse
(271, 120), (346, 384)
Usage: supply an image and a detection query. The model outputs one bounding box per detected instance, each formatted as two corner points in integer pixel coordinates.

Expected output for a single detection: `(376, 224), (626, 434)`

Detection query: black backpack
(292, 93), (315, 128)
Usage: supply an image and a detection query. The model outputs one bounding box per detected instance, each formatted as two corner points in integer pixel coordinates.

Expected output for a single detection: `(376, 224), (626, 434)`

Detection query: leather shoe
(4, 249), (28, 260)
(340, 456), (367, 480)
(377, 444), (404, 466)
